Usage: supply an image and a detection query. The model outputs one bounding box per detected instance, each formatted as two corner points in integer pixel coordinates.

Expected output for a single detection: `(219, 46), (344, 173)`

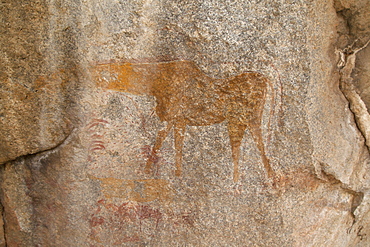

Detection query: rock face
(0, 0), (77, 164)
(0, 0), (369, 246)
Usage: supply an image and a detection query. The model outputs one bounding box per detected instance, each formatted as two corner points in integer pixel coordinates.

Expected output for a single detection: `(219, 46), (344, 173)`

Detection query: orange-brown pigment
(92, 60), (273, 182)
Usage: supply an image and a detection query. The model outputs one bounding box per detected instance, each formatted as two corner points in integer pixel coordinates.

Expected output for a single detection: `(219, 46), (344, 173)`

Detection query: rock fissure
(336, 40), (370, 151)
(315, 161), (364, 223)
(0, 200), (6, 247)
(0, 127), (74, 167)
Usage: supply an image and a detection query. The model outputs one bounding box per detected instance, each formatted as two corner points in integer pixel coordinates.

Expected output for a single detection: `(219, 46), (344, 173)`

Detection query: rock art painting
(89, 198), (198, 245)
(92, 60), (274, 182)
(90, 177), (173, 203)
(92, 61), (273, 182)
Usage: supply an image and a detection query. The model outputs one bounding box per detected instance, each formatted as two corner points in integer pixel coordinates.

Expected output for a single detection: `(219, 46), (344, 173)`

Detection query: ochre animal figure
(92, 60), (273, 182)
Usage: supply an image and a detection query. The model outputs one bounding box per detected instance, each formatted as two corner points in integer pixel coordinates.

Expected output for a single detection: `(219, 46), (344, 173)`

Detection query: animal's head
(92, 62), (153, 95)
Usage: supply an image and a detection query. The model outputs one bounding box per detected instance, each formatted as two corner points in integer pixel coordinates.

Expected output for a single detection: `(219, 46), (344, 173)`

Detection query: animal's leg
(174, 121), (186, 177)
(248, 122), (274, 178)
(227, 122), (247, 182)
(145, 122), (173, 174)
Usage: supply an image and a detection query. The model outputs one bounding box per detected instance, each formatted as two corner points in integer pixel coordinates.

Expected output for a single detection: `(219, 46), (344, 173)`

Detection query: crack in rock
(336, 39), (370, 151)
(0, 127), (75, 166)
(314, 161), (364, 224)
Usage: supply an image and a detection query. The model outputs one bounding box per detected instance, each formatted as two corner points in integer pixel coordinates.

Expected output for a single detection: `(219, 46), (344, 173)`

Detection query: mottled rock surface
(0, 0), (77, 164)
(0, 0), (369, 246)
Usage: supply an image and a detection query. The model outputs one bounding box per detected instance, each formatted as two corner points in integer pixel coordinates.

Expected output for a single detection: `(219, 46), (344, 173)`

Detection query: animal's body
(93, 60), (273, 182)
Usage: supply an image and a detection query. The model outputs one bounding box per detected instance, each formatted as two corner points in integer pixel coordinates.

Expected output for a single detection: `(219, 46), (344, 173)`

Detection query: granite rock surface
(0, 0), (369, 246)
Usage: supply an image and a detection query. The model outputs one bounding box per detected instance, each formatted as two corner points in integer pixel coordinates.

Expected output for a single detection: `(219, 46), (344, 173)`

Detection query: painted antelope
(92, 60), (274, 182)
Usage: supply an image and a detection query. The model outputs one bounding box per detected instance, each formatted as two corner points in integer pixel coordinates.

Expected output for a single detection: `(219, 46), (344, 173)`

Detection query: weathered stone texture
(0, 0), (370, 246)
(0, 0), (79, 164)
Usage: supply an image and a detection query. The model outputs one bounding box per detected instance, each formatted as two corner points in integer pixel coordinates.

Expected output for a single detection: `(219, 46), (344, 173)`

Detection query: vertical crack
(336, 39), (370, 150)
(0, 199), (6, 247)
